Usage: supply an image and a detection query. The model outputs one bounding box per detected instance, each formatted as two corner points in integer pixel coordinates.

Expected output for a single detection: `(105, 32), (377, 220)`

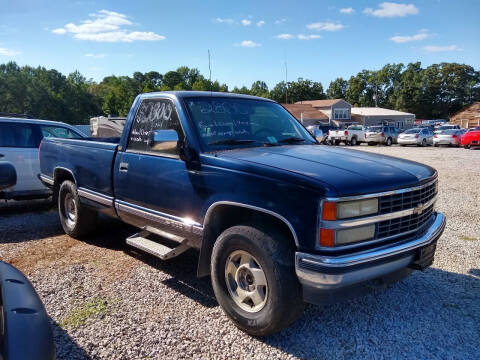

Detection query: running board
(126, 227), (190, 260)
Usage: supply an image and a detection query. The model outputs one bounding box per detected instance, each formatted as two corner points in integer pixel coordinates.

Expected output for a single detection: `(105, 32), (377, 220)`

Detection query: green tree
(326, 78), (348, 99)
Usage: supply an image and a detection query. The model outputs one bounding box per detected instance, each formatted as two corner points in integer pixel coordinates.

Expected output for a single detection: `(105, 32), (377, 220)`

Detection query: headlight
(336, 225), (375, 245)
(322, 198), (378, 220)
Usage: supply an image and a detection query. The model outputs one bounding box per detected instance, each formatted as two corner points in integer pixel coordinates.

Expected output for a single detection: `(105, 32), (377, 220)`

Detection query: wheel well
(197, 204), (297, 277)
(53, 169), (75, 201)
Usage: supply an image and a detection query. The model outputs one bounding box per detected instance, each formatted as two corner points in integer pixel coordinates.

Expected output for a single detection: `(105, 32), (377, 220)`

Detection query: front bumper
(296, 212), (446, 304)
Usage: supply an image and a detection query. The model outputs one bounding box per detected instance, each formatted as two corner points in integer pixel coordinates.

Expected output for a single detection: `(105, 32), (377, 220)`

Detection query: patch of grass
(460, 235), (478, 241)
(60, 297), (110, 328)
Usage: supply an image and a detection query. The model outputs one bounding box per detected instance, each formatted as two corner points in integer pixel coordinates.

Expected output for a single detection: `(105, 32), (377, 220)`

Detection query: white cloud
(0, 47), (20, 56)
(238, 40), (261, 47)
(241, 19), (251, 26)
(364, 2), (419, 17)
(215, 17), (235, 24)
(52, 10), (166, 42)
(275, 33), (294, 40)
(390, 29), (430, 43)
(297, 34), (321, 40)
(256, 20), (266, 27)
(275, 18), (287, 24)
(306, 22), (344, 31)
(52, 28), (67, 34)
(85, 53), (108, 58)
(423, 45), (461, 52)
(340, 7), (355, 14)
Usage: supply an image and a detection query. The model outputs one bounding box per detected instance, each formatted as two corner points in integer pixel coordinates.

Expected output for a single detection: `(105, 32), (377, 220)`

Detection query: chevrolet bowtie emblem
(413, 203), (425, 215)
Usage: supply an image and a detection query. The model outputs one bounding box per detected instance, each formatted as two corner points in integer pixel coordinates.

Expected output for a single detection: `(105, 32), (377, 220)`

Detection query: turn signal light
(322, 201), (337, 220)
(319, 228), (335, 247)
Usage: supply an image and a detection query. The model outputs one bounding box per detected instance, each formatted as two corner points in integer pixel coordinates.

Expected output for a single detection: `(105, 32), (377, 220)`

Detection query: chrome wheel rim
(63, 193), (77, 227)
(225, 250), (268, 313)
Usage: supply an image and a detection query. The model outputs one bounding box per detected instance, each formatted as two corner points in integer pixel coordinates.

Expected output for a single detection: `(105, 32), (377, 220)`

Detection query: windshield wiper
(208, 139), (258, 146)
(278, 137), (308, 144)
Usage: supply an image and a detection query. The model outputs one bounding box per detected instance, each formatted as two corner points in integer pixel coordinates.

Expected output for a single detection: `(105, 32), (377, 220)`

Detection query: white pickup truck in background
(328, 125), (366, 146)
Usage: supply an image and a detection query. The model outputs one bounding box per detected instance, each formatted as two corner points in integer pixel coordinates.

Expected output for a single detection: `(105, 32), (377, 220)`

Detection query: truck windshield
(184, 97), (315, 149)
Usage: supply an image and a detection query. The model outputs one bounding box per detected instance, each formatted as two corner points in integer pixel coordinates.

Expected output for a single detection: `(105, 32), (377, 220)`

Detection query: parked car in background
(0, 117), (85, 200)
(398, 128), (434, 147)
(328, 124), (366, 146)
(306, 124), (331, 144)
(434, 124), (460, 134)
(461, 127), (480, 149)
(433, 129), (463, 147)
(365, 125), (401, 146)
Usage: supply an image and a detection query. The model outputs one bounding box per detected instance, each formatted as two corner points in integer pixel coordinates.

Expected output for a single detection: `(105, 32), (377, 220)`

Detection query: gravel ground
(1, 145), (479, 360)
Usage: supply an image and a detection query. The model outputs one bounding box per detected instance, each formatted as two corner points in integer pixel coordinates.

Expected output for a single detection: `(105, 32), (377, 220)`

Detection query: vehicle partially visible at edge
(0, 117), (85, 200)
(365, 125), (401, 146)
(461, 127), (480, 149)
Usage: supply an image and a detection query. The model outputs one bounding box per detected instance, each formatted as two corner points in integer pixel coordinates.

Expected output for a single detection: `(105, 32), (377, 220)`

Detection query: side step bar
(126, 226), (190, 260)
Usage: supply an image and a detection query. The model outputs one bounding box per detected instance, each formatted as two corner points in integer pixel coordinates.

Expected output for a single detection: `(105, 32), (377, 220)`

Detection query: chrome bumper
(295, 212), (446, 298)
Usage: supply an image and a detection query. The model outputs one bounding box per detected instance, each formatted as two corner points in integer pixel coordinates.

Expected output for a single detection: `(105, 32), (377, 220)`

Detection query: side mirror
(149, 129), (180, 151)
(0, 162), (17, 191)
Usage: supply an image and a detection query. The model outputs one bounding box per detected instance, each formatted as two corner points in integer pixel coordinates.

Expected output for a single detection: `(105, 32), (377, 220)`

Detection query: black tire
(400, 144), (406, 147)
(350, 137), (357, 146)
(211, 224), (305, 336)
(58, 180), (97, 238)
(386, 137), (392, 146)
(334, 140), (340, 146)
(434, 144), (438, 147)
(368, 142), (376, 146)
(422, 138), (427, 147)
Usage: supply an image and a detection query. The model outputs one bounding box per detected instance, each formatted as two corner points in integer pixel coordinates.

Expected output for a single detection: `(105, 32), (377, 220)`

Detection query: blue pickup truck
(39, 91), (446, 336)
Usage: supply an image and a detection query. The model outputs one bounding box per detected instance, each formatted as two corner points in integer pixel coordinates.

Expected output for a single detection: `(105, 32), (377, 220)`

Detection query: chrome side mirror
(149, 129), (179, 151)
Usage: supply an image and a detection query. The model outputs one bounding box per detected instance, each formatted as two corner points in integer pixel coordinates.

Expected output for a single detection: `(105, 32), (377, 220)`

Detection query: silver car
(433, 129), (463, 147)
(398, 128), (434, 147)
(365, 125), (401, 146)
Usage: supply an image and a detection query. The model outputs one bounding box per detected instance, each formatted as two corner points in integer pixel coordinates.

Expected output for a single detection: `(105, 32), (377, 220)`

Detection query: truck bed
(39, 137), (120, 196)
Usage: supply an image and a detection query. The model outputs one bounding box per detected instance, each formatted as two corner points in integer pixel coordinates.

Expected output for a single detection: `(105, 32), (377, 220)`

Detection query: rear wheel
(334, 140), (340, 146)
(386, 137), (393, 146)
(211, 224), (305, 336)
(350, 137), (358, 146)
(422, 138), (427, 147)
(368, 142), (376, 146)
(58, 180), (97, 238)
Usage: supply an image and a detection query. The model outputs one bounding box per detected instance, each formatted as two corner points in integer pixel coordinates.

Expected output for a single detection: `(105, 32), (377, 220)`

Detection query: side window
(40, 126), (82, 139)
(127, 98), (182, 156)
(0, 122), (37, 148)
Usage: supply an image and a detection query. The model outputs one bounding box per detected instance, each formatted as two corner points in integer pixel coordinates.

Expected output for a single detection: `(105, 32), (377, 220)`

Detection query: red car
(461, 127), (480, 149)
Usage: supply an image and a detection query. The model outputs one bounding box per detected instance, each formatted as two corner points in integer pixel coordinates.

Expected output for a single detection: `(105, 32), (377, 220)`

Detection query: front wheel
(211, 225), (305, 336)
(58, 180), (97, 238)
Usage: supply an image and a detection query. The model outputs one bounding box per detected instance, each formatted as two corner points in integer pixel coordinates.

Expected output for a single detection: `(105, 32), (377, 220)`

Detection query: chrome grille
(378, 181), (437, 214)
(377, 204), (434, 239)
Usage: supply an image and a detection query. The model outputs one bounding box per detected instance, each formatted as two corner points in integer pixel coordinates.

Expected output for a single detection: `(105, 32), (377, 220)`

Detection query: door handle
(119, 162), (129, 172)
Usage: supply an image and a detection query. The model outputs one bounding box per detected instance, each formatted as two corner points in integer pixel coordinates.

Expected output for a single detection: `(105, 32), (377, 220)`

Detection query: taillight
(415, 134), (419, 138)
(381, 132), (385, 137)
(452, 134), (457, 138)
(38, 141), (43, 162)
(433, 135), (438, 138)
(344, 130), (348, 136)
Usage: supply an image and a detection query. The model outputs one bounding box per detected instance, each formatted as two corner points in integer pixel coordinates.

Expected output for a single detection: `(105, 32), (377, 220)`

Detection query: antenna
(284, 51), (288, 104)
(208, 49), (212, 93)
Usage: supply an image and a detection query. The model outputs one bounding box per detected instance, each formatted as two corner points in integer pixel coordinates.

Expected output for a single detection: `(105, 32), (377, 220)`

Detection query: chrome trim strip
(78, 188), (114, 207)
(203, 201), (299, 246)
(322, 195), (437, 229)
(325, 177), (437, 202)
(297, 212), (445, 268)
(39, 174), (54, 185)
(115, 200), (203, 233)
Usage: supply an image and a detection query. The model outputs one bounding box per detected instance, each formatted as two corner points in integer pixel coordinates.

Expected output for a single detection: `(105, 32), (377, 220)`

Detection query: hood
(217, 145), (436, 196)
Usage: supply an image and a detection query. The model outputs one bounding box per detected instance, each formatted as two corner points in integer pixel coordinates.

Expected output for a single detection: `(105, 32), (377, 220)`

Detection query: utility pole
(284, 52), (288, 104)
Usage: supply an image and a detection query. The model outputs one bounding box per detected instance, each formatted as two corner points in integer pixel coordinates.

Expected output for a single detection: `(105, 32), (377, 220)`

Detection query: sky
(1, 0), (479, 90)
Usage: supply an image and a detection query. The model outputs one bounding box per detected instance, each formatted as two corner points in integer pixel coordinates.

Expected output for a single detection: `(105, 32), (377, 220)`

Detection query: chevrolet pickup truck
(39, 91), (446, 336)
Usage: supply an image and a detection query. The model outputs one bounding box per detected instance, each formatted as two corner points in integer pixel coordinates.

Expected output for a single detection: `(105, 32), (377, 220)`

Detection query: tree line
(0, 61), (478, 124)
